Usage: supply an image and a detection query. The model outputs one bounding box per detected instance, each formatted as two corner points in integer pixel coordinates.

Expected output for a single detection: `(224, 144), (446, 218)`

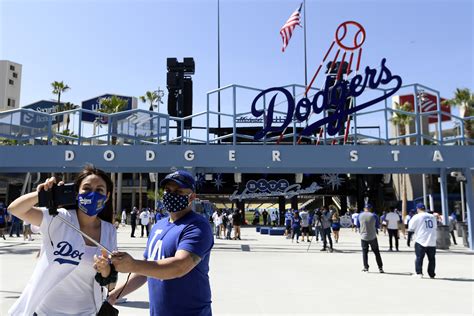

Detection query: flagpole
(303, 0), (308, 89)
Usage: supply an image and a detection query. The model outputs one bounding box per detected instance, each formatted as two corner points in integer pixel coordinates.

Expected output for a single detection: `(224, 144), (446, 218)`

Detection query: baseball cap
(160, 170), (196, 191)
(416, 203), (426, 210)
(364, 203), (372, 209)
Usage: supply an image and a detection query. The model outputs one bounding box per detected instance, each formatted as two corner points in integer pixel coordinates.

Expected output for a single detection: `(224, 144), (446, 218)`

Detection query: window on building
(8, 79), (14, 85)
(7, 98), (15, 107)
(12, 72), (18, 78)
(9, 65), (15, 71)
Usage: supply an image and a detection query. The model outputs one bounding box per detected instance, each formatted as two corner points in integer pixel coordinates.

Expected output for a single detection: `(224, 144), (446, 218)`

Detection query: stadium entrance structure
(0, 82), (473, 249)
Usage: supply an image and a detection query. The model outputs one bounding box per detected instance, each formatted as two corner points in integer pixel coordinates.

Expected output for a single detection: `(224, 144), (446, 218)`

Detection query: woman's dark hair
(74, 164), (114, 223)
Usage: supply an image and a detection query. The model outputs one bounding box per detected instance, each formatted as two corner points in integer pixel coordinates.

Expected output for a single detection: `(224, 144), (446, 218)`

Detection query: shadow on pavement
(0, 290), (22, 294)
(375, 272), (413, 276)
(119, 301), (150, 309)
(0, 248), (39, 255)
(433, 277), (474, 282)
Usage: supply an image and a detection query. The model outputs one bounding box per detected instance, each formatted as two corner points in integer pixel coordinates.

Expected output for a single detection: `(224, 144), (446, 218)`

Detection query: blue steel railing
(0, 83), (471, 146)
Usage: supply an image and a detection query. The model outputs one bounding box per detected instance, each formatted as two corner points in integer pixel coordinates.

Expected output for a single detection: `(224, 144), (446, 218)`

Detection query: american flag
(280, 3), (303, 52)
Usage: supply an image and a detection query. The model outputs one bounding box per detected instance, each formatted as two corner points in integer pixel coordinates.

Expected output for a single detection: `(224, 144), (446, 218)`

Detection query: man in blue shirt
(110, 170), (214, 316)
(284, 209), (293, 238)
(0, 202), (9, 240)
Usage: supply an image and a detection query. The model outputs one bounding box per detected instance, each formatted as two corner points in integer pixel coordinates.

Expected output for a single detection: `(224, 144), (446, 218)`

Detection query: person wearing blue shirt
(0, 202), (9, 240)
(291, 211), (301, 243)
(9, 214), (22, 237)
(284, 209), (293, 238)
(110, 170), (214, 316)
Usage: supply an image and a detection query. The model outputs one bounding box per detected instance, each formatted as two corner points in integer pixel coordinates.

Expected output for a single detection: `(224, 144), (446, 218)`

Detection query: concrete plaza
(1, 225), (473, 315)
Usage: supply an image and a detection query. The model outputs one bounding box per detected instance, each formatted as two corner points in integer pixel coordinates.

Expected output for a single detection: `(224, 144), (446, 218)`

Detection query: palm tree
(97, 95), (128, 218)
(147, 187), (164, 208)
(139, 89), (164, 112)
(51, 81), (70, 132)
(62, 102), (77, 132)
(53, 129), (78, 145)
(443, 88), (474, 143)
(391, 101), (414, 221)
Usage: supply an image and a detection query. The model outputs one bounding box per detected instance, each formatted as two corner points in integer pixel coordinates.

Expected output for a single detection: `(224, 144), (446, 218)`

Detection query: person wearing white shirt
(408, 203), (437, 278)
(7, 166), (117, 315)
(385, 208), (401, 251)
(212, 210), (223, 239)
(300, 209), (310, 242)
(351, 211), (359, 232)
(121, 209), (127, 227)
(139, 209), (150, 237)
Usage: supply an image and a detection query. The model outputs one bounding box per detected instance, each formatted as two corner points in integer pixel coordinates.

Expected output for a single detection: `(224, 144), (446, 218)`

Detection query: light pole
(155, 88), (165, 114)
(417, 90), (429, 207)
(451, 171), (467, 221)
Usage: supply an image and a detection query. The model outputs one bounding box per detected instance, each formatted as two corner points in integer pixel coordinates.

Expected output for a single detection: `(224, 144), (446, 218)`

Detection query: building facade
(0, 60), (22, 111)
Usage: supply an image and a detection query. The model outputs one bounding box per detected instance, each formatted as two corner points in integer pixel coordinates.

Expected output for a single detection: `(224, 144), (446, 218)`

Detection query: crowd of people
(0, 169), (463, 315)
(211, 203), (459, 279)
(210, 209), (243, 240)
(0, 201), (36, 241)
(121, 206), (169, 238)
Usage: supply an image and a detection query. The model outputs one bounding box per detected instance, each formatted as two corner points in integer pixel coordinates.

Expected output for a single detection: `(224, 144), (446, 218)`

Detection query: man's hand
(107, 289), (119, 305)
(111, 252), (136, 273)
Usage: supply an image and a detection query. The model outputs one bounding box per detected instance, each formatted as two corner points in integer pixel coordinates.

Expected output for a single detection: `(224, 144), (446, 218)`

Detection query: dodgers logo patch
(53, 241), (84, 266)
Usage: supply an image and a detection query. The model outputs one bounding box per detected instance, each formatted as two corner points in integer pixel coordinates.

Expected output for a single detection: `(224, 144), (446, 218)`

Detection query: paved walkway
(1, 225), (473, 315)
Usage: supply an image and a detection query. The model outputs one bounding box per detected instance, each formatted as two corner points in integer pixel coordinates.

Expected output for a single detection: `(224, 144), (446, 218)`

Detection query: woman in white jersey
(8, 165), (117, 316)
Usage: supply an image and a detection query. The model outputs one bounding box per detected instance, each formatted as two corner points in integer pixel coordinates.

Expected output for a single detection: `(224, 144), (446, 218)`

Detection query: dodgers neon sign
(230, 179), (322, 201)
(250, 21), (402, 140)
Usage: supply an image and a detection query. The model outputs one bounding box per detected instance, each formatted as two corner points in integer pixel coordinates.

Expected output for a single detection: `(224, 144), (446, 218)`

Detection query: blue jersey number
(425, 219), (433, 229)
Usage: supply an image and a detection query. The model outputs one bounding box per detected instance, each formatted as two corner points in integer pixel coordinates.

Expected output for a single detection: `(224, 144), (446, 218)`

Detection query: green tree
(62, 102), (77, 132)
(98, 95), (128, 115)
(97, 95), (128, 218)
(97, 95), (128, 145)
(391, 101), (414, 220)
(139, 89), (164, 112)
(51, 81), (70, 132)
(391, 101), (413, 146)
(443, 88), (474, 143)
(0, 138), (18, 145)
(53, 129), (78, 145)
(147, 187), (164, 207)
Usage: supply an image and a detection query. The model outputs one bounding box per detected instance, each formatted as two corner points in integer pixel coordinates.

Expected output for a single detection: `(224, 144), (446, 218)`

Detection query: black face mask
(163, 192), (191, 213)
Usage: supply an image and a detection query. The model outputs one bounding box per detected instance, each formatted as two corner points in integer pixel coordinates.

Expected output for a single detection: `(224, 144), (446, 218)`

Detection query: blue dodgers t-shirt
(144, 211), (214, 316)
(292, 217), (301, 229)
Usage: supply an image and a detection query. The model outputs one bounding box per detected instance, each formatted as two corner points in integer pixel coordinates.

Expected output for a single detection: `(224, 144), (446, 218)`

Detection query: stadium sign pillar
(439, 168), (449, 225)
(463, 168), (474, 250)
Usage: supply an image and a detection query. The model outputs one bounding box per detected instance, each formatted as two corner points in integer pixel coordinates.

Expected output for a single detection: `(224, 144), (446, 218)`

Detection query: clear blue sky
(1, 0), (472, 132)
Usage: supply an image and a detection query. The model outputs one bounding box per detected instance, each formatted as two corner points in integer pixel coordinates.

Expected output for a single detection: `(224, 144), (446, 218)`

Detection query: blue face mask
(163, 192), (190, 213)
(78, 191), (107, 216)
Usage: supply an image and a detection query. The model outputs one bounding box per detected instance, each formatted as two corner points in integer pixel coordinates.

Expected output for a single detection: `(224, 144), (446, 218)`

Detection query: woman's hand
(36, 177), (64, 192)
(94, 249), (111, 277)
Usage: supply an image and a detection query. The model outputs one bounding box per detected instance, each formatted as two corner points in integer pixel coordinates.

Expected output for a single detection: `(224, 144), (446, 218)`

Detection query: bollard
(456, 222), (463, 237)
(461, 223), (469, 247)
(436, 225), (450, 250)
